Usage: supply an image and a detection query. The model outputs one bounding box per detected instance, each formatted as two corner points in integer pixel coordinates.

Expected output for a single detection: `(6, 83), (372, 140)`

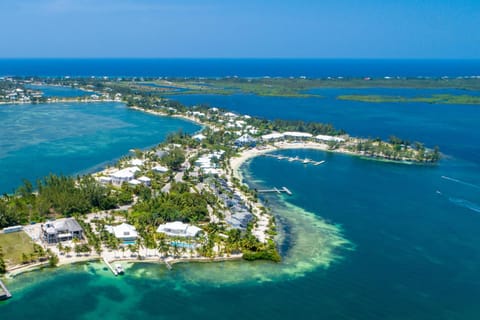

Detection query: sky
(0, 0), (479, 59)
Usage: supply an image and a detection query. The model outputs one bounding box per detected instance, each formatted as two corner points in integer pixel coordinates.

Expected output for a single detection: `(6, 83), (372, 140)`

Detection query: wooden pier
(0, 279), (12, 300)
(103, 257), (118, 276)
(165, 260), (172, 270)
(263, 154), (325, 166)
(257, 186), (292, 195)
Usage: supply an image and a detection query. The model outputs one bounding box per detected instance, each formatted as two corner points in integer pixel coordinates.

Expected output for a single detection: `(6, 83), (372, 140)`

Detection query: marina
(262, 154), (326, 166)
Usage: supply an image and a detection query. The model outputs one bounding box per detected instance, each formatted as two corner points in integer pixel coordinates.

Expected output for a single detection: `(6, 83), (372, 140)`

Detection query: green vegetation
(162, 147), (186, 171)
(349, 136), (440, 162)
(0, 232), (36, 266)
(338, 94), (480, 105)
(0, 246), (6, 274)
(0, 175), (120, 229)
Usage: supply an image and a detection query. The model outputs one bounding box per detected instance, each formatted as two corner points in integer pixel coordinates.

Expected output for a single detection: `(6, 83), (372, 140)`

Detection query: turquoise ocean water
(1, 80), (480, 318)
(0, 102), (200, 193)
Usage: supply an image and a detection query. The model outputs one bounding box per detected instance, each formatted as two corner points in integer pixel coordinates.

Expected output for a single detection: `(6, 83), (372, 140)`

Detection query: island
(0, 76), (442, 285)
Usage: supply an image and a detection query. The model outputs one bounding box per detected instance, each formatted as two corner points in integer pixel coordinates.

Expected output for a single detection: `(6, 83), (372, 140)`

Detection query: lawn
(0, 231), (36, 266)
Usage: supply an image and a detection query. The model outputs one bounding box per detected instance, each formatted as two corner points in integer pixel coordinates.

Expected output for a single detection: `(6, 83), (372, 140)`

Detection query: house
(129, 159), (144, 166)
(235, 134), (256, 147)
(98, 176), (112, 184)
(192, 133), (206, 141)
(42, 218), (83, 244)
(137, 176), (151, 186)
(110, 166), (139, 185)
(106, 223), (138, 243)
(156, 221), (202, 238)
(226, 211), (254, 230)
(128, 179), (142, 186)
(152, 165), (169, 173)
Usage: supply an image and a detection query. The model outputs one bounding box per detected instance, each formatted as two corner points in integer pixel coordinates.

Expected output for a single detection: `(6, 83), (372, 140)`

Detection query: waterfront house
(156, 221), (202, 238)
(106, 223), (138, 243)
(110, 166), (140, 185)
(42, 218), (83, 244)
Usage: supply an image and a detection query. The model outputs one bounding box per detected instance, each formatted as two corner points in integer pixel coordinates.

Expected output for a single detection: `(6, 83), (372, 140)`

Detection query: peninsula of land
(0, 77), (442, 282)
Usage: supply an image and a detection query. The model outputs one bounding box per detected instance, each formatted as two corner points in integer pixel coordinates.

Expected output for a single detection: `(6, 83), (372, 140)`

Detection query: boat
(115, 264), (124, 275)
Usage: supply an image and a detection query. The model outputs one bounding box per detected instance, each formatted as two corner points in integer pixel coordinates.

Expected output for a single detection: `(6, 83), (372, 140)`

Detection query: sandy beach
(229, 141), (333, 181)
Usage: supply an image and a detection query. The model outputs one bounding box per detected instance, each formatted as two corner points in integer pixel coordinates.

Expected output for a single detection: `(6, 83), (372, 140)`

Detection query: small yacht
(115, 264), (124, 275)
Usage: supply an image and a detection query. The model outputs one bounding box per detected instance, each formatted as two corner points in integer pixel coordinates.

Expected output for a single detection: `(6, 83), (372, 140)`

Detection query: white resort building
(110, 166), (140, 186)
(156, 221), (202, 238)
(106, 223), (138, 243)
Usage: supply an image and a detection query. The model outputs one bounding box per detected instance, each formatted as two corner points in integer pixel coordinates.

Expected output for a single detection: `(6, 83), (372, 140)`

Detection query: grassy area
(337, 94), (480, 105)
(0, 231), (36, 266)
(103, 77), (480, 99)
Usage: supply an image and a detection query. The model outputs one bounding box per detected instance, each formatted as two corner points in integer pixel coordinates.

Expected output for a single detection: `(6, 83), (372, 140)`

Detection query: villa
(110, 166), (140, 185)
(105, 223), (138, 243)
(41, 218), (83, 244)
(156, 221), (202, 238)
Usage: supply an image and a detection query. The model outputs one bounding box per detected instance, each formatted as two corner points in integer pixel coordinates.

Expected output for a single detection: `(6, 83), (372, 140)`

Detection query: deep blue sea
(1, 58), (480, 77)
(1, 60), (480, 319)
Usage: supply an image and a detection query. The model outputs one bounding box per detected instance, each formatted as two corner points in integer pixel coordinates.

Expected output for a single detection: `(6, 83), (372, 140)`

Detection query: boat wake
(441, 175), (480, 190)
(448, 197), (480, 213)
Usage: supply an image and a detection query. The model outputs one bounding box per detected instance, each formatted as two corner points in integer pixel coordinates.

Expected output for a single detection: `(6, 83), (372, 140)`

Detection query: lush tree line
(0, 175), (122, 229)
(130, 182), (210, 226)
(351, 137), (440, 162)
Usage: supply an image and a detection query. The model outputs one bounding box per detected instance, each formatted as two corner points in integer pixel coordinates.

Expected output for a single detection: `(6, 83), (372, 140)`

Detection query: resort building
(41, 218), (83, 244)
(105, 223), (138, 243)
(235, 134), (257, 147)
(110, 166), (140, 186)
(261, 132), (285, 141)
(156, 221), (202, 238)
(283, 131), (313, 140)
(315, 134), (345, 142)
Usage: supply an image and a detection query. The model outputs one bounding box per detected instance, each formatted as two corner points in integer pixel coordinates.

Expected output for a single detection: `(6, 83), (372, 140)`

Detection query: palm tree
(157, 237), (169, 258)
(57, 242), (64, 255)
(64, 246), (72, 257)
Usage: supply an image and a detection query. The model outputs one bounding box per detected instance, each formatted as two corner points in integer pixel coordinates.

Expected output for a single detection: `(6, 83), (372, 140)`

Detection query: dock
(257, 186), (292, 195)
(165, 260), (172, 270)
(0, 279), (12, 300)
(103, 257), (118, 276)
(263, 154), (325, 166)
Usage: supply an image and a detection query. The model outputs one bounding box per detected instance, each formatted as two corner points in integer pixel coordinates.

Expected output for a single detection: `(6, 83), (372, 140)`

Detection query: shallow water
(0, 102), (200, 193)
(25, 84), (93, 97)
